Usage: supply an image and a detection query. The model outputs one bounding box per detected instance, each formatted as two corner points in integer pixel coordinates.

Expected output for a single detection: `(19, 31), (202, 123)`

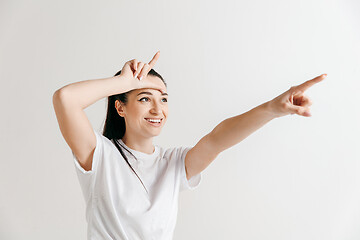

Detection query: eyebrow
(136, 91), (168, 96)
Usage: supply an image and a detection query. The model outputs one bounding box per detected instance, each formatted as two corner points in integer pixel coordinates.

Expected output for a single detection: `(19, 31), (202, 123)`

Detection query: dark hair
(102, 69), (167, 194)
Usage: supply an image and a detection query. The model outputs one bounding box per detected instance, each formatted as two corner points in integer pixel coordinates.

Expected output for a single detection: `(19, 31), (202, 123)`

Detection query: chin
(143, 129), (162, 138)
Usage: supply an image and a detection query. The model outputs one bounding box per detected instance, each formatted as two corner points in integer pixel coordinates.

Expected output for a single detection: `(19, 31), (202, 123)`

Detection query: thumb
(288, 104), (311, 117)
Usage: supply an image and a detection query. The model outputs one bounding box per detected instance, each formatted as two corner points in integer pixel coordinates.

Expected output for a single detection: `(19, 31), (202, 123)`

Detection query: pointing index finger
(297, 74), (327, 92)
(148, 51), (160, 68)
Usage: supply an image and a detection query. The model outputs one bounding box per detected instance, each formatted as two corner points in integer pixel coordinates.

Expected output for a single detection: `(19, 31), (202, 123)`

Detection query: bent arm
(54, 75), (130, 109)
(52, 75), (131, 171)
(209, 101), (275, 154)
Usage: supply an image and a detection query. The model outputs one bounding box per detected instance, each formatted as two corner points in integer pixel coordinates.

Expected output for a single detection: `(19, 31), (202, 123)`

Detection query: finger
(138, 63), (151, 80)
(148, 51), (160, 68)
(158, 87), (167, 95)
(288, 103), (311, 117)
(132, 59), (138, 72)
(300, 95), (312, 107)
(149, 87), (167, 95)
(134, 62), (145, 79)
(295, 74), (327, 93)
(291, 93), (312, 107)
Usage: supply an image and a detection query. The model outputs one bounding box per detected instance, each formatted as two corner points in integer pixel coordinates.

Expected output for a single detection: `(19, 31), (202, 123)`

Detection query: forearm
(54, 75), (131, 109)
(209, 101), (275, 153)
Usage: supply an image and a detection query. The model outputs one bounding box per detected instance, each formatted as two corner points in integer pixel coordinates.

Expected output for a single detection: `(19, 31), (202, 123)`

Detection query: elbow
(53, 89), (63, 104)
(52, 88), (70, 107)
(52, 90), (62, 112)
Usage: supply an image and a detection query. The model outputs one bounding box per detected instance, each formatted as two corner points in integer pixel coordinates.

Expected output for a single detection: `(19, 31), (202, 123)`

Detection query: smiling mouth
(144, 118), (163, 125)
(144, 118), (163, 121)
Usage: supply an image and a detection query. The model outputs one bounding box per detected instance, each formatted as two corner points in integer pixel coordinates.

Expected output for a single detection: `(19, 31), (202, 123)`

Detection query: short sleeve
(72, 129), (104, 201)
(179, 147), (202, 192)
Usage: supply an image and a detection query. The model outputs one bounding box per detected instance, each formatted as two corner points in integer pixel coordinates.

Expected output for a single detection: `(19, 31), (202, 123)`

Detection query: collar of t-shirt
(116, 138), (160, 168)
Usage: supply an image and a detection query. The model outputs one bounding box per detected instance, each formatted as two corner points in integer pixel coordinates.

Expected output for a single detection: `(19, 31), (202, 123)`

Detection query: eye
(139, 97), (168, 103)
(139, 97), (149, 102)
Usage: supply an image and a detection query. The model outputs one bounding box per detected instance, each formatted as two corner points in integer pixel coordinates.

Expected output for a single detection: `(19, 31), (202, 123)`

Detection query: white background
(1, 0), (359, 239)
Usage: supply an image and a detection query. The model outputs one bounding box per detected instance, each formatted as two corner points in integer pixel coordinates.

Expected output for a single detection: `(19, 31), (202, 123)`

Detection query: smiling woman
(52, 51), (326, 240)
(103, 69), (169, 194)
(52, 52), (202, 240)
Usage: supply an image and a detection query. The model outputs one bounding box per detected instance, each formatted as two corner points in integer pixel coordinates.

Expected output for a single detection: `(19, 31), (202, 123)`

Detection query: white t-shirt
(72, 129), (202, 240)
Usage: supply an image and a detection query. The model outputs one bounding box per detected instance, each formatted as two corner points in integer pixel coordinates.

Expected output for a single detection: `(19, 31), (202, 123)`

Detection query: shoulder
(93, 130), (119, 154)
(162, 146), (192, 160)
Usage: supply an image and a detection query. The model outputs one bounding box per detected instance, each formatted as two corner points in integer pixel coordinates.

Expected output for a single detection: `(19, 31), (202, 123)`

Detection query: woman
(52, 51), (326, 239)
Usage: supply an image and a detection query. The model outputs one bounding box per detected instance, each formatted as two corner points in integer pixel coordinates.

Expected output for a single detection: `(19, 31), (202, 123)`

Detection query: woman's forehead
(133, 88), (168, 96)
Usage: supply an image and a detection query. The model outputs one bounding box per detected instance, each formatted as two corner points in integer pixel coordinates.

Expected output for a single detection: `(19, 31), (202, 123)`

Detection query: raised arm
(185, 74), (327, 180)
(184, 102), (274, 180)
(207, 102), (274, 154)
(52, 75), (131, 171)
(52, 52), (164, 171)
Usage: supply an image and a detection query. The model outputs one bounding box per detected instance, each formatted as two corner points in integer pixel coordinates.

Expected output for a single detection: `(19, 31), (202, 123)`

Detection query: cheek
(163, 107), (169, 117)
(126, 104), (144, 119)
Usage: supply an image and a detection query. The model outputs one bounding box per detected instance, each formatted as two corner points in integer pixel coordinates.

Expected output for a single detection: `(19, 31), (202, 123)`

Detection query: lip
(144, 118), (163, 127)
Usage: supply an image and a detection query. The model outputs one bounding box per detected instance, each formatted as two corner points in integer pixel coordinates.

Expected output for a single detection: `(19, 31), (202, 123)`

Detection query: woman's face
(115, 76), (168, 138)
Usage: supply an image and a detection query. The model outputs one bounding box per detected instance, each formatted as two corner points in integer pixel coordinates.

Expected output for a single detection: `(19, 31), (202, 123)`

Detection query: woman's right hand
(119, 51), (166, 93)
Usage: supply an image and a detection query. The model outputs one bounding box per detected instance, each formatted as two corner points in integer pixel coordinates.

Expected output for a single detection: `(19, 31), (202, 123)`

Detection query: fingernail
(134, 73), (138, 79)
(139, 76), (143, 81)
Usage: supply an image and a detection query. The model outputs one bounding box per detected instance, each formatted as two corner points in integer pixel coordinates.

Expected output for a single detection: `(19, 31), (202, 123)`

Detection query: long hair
(102, 69), (167, 194)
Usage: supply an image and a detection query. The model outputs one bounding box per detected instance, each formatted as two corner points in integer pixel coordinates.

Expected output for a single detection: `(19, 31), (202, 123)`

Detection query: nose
(149, 101), (162, 115)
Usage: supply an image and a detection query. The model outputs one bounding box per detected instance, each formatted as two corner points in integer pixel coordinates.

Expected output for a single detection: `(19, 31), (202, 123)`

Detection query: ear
(115, 100), (125, 117)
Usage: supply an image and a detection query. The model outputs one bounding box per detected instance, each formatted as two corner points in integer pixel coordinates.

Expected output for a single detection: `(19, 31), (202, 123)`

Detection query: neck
(121, 132), (155, 154)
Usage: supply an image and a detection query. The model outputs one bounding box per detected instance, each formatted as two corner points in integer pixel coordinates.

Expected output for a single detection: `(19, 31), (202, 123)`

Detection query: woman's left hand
(267, 74), (327, 118)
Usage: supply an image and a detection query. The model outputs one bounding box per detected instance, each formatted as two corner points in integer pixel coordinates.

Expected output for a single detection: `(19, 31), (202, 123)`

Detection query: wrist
(260, 101), (278, 120)
(110, 75), (134, 94)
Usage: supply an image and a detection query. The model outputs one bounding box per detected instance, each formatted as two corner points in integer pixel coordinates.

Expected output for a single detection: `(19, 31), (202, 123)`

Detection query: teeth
(146, 118), (161, 123)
